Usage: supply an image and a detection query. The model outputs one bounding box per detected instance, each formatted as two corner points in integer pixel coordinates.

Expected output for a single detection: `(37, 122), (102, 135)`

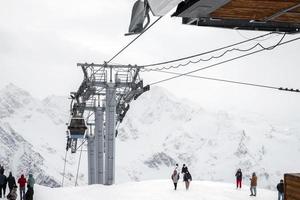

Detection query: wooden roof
(176, 0), (300, 33)
(211, 0), (300, 24)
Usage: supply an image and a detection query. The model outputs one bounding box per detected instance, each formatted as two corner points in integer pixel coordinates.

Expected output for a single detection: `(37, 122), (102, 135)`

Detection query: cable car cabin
(67, 117), (87, 139)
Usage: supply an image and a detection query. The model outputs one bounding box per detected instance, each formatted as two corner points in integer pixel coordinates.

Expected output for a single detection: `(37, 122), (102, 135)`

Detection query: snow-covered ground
(35, 180), (277, 200)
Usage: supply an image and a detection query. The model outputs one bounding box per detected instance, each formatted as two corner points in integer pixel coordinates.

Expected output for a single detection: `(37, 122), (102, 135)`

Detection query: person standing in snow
(277, 179), (284, 200)
(18, 174), (27, 200)
(6, 185), (18, 200)
(235, 168), (243, 189)
(26, 174), (35, 200)
(183, 170), (192, 190)
(7, 172), (16, 193)
(171, 169), (180, 190)
(0, 170), (7, 198)
(250, 172), (257, 196)
(181, 164), (188, 174)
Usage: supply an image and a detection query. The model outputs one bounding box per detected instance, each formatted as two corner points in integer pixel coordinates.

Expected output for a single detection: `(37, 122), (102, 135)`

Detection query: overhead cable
(106, 16), (163, 64)
(142, 33), (286, 71)
(152, 70), (300, 93)
(148, 36), (300, 86)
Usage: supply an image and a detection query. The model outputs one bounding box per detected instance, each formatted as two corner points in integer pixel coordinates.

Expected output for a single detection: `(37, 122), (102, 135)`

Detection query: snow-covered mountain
(0, 83), (299, 189)
(0, 84), (71, 187)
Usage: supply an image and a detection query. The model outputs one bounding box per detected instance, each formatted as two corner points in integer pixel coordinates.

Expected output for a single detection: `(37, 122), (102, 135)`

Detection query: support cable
(75, 142), (84, 186)
(76, 139), (87, 151)
(61, 149), (68, 187)
(149, 36), (300, 86)
(106, 16), (163, 64)
(142, 33), (286, 71)
(152, 70), (300, 93)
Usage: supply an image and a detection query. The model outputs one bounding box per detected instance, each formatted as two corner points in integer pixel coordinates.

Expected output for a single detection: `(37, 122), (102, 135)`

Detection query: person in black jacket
(181, 164), (188, 174)
(183, 170), (192, 190)
(235, 168), (242, 189)
(0, 171), (7, 198)
(277, 179), (284, 200)
(7, 172), (16, 193)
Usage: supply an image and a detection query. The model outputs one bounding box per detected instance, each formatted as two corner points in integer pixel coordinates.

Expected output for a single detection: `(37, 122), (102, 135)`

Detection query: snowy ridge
(0, 84), (299, 189)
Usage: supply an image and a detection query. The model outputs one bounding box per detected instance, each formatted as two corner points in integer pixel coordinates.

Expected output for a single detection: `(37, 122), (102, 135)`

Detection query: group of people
(235, 168), (285, 199)
(171, 164), (192, 190)
(0, 164), (35, 200)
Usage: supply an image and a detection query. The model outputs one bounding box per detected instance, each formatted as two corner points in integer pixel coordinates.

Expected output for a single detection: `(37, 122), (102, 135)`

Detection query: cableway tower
(66, 63), (149, 185)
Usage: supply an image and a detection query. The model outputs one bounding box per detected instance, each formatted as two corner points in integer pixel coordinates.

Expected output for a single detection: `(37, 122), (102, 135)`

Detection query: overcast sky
(1, 0), (299, 123)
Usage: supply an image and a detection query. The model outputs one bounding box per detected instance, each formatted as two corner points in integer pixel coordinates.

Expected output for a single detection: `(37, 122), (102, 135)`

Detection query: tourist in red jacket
(17, 174), (26, 200)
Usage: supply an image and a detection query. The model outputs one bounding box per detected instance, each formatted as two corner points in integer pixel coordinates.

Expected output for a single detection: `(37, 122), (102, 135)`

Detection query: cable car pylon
(66, 62), (150, 185)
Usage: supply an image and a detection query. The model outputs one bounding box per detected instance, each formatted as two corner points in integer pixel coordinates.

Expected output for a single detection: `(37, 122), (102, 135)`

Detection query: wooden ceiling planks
(211, 0), (300, 23)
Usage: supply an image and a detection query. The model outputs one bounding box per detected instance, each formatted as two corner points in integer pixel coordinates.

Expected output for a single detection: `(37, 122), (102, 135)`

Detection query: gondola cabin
(67, 117), (87, 139)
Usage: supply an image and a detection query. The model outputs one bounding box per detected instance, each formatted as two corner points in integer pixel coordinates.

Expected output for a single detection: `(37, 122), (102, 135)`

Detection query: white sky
(0, 0), (299, 123)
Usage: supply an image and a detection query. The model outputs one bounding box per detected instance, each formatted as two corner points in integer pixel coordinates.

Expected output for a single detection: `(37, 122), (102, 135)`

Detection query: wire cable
(61, 149), (68, 187)
(152, 70), (300, 92)
(142, 33), (286, 71)
(75, 142), (84, 186)
(76, 139), (87, 151)
(149, 36), (300, 86)
(141, 32), (274, 68)
(107, 16), (163, 64)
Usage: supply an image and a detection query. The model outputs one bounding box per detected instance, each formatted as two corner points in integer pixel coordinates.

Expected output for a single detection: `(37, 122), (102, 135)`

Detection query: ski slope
(35, 180), (277, 200)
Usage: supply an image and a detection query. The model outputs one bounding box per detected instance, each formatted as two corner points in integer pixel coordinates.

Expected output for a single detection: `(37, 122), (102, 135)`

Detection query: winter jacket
(171, 171), (180, 183)
(183, 172), (192, 182)
(7, 175), (16, 188)
(18, 175), (27, 188)
(250, 175), (257, 187)
(277, 182), (284, 193)
(0, 174), (6, 185)
(0, 166), (4, 174)
(28, 174), (35, 188)
(181, 166), (188, 174)
(235, 171), (242, 180)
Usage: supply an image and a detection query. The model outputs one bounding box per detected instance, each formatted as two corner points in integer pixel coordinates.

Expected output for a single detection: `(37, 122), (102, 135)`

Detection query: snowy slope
(0, 84), (76, 187)
(116, 87), (300, 189)
(35, 180), (277, 200)
(0, 84), (299, 189)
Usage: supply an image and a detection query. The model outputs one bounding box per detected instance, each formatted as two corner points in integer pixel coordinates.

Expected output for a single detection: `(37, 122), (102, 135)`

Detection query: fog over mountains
(0, 83), (299, 189)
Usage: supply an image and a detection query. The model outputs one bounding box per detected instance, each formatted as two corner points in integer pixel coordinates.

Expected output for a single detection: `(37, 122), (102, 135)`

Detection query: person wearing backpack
(7, 172), (16, 193)
(171, 169), (180, 190)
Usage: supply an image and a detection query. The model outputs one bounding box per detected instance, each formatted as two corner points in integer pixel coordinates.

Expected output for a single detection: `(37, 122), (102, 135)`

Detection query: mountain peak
(1, 83), (32, 97)
(0, 83), (35, 118)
